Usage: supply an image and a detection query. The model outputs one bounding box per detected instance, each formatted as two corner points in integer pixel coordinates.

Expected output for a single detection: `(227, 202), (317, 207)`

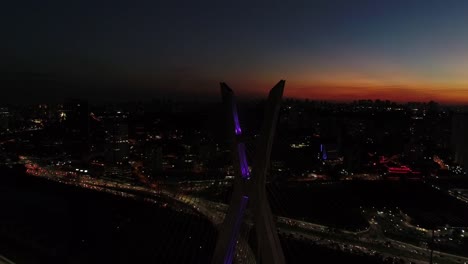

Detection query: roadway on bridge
(0, 255), (15, 264)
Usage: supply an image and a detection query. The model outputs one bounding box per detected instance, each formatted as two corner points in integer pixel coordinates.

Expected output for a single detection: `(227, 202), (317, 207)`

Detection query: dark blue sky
(2, 0), (468, 103)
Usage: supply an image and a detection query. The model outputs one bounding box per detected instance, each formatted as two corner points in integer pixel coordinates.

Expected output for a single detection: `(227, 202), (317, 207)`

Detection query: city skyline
(3, 1), (468, 103)
(3, 2), (468, 262)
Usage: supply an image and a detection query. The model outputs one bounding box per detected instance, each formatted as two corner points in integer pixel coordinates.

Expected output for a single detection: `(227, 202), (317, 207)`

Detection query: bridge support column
(212, 80), (286, 264)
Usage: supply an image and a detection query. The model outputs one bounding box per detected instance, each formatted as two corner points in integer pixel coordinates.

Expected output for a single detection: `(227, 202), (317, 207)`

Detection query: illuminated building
(384, 165), (422, 180)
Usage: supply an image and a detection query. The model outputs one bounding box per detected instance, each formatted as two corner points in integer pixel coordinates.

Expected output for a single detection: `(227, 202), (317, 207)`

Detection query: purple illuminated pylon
(237, 143), (250, 179)
(220, 82), (242, 135)
(232, 101), (242, 135)
(213, 80), (286, 264)
(224, 195), (249, 264)
(321, 144), (327, 160)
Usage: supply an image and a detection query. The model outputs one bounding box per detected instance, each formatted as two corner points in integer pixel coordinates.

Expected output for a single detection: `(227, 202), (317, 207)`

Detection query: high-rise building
(451, 112), (468, 170)
(0, 107), (9, 131)
(343, 143), (362, 172)
(103, 111), (129, 164)
(63, 99), (90, 159)
(129, 111), (146, 160)
(148, 146), (163, 176)
(102, 110), (131, 179)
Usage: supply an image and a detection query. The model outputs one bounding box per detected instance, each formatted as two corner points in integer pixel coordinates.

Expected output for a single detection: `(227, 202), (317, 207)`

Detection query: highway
(20, 156), (468, 264)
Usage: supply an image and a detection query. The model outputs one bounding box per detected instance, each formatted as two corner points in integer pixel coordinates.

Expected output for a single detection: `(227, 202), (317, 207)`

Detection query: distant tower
(212, 80), (286, 264)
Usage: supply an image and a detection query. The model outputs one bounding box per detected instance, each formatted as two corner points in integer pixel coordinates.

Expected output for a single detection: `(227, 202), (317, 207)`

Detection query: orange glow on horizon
(227, 79), (468, 104)
(284, 83), (468, 104)
(221, 56), (468, 104)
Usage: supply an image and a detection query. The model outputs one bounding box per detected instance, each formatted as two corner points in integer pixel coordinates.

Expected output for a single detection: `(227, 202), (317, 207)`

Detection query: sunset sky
(2, 0), (468, 103)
